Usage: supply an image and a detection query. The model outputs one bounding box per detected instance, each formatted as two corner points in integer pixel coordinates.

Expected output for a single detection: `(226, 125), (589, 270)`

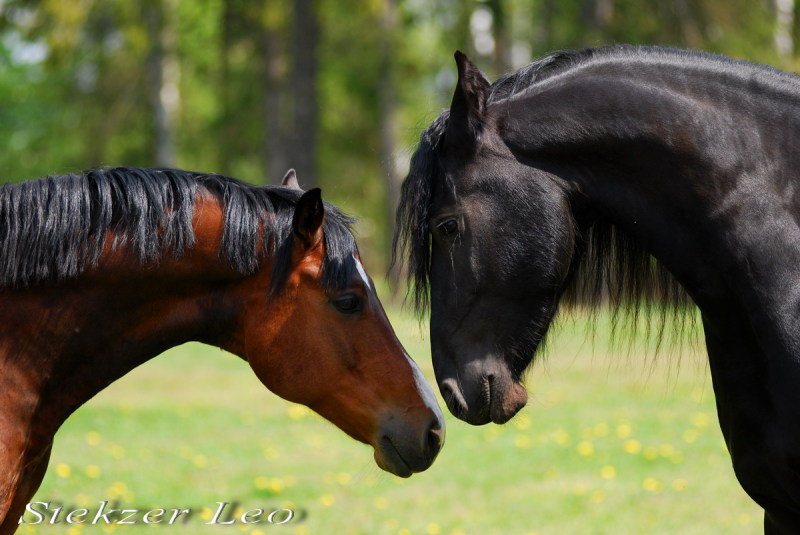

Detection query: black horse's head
(394, 52), (578, 425)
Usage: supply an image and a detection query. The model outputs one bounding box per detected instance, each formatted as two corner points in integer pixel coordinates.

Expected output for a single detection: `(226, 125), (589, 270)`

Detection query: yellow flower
(552, 429), (570, 445)
(514, 413), (531, 430)
(643, 446), (659, 460)
(85, 431), (101, 446)
(85, 465), (101, 479)
(199, 508), (213, 521)
(55, 463), (71, 478)
(738, 513), (751, 525)
(335, 472), (351, 485)
(682, 429), (698, 443)
(623, 439), (641, 454)
(692, 412), (711, 428)
(427, 524), (441, 535)
(590, 490), (605, 503)
(643, 477), (663, 492)
(109, 445), (125, 460)
(374, 497), (388, 510)
(319, 494), (335, 507)
(593, 422), (609, 437)
(192, 454), (208, 468)
(514, 435), (531, 449)
(254, 476), (269, 490)
(288, 404), (309, 420)
(398, 530), (412, 535)
(672, 478), (687, 491)
(577, 441), (594, 456)
(600, 465), (616, 479)
(572, 483), (587, 495)
(616, 421), (632, 438)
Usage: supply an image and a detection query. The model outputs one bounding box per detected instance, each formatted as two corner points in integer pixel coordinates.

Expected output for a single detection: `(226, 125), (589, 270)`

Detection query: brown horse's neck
(0, 196), (249, 532)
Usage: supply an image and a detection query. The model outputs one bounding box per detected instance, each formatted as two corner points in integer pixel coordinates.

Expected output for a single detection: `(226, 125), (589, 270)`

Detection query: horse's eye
(332, 294), (362, 315)
(438, 219), (458, 236)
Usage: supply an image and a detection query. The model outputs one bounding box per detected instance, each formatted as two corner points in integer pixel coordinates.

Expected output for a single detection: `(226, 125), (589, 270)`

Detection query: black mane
(393, 46), (716, 332)
(0, 167), (356, 291)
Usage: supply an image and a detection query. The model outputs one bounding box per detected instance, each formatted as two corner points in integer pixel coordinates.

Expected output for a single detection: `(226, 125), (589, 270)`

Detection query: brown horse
(0, 166), (444, 534)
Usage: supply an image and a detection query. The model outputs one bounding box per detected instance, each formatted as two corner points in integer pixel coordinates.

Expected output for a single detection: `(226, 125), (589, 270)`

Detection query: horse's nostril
(424, 418), (444, 461)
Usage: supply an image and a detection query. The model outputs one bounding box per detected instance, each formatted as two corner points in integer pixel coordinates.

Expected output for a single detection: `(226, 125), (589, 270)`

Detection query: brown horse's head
(226, 180), (444, 477)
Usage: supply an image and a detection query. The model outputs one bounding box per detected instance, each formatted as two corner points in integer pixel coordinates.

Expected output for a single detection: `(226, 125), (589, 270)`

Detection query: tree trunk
(288, 0), (319, 188)
(261, 2), (288, 184)
(776, 0), (795, 65)
(487, 0), (511, 74)
(143, 0), (177, 167)
(379, 0), (401, 277)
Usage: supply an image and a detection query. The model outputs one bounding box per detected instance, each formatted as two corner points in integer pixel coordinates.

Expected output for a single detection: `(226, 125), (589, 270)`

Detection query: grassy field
(21, 305), (761, 535)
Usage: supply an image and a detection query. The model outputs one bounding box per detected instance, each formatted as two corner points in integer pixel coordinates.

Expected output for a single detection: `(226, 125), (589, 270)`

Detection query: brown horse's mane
(0, 167), (357, 292)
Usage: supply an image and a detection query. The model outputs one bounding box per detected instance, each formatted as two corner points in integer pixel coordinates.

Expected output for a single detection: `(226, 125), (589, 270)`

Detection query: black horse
(394, 45), (800, 533)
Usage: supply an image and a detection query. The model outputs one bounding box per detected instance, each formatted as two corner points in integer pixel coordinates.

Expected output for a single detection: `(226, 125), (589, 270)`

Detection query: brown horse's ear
(292, 188), (325, 247)
(281, 168), (301, 190)
(448, 51), (490, 150)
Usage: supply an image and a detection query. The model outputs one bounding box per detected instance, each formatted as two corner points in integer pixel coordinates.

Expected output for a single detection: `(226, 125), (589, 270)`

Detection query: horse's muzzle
(373, 413), (444, 477)
(440, 374), (528, 425)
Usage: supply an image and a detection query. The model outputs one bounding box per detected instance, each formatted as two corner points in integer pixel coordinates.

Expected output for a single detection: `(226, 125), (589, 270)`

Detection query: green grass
(22, 305), (761, 535)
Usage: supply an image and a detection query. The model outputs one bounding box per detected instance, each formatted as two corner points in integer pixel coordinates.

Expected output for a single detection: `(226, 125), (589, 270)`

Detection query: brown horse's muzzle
(373, 412), (445, 477)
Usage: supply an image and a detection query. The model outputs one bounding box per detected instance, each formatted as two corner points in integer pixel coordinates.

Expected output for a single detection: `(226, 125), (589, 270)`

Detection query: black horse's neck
(495, 58), (800, 528)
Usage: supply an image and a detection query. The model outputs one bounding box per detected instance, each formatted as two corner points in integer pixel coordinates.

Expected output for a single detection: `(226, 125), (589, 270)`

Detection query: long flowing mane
(0, 167), (356, 292)
(392, 46), (729, 340)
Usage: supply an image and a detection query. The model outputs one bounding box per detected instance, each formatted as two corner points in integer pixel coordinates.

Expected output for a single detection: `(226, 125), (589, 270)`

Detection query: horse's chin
(488, 379), (528, 424)
(373, 442), (413, 478)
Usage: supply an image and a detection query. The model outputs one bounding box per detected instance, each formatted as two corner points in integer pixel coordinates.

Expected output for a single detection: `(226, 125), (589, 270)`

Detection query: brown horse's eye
(438, 219), (458, 236)
(332, 294), (362, 315)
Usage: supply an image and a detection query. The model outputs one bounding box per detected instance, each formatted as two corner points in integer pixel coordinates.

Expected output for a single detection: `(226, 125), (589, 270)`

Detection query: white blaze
(352, 254), (445, 430)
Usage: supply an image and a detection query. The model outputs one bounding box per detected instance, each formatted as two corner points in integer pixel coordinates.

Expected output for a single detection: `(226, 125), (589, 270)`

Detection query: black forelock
(0, 166), (357, 292)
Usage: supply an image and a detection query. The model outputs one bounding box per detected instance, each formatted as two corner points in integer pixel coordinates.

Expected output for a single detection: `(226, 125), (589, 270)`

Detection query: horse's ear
(292, 188), (325, 247)
(448, 50), (490, 150)
(281, 168), (301, 190)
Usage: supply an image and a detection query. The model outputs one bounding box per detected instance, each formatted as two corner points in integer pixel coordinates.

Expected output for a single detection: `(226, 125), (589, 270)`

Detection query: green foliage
(1, 0), (797, 267)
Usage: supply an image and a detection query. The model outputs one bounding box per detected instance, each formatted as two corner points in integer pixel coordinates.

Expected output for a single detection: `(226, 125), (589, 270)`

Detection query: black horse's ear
(292, 188), (325, 246)
(281, 168), (301, 190)
(448, 51), (490, 150)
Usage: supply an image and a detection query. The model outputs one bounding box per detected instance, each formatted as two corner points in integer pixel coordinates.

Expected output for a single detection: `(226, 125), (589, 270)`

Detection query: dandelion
(672, 478), (687, 491)
(85, 431), (101, 446)
(514, 435), (531, 449)
(109, 444), (125, 460)
(643, 477), (663, 492)
(577, 441), (594, 456)
(738, 513), (751, 525)
(263, 447), (279, 461)
(643, 446), (659, 460)
(335, 472), (351, 485)
(452, 529), (467, 535)
(254, 476), (270, 490)
(552, 429), (570, 445)
(593, 422), (609, 437)
(616, 421), (632, 438)
(514, 414), (531, 430)
(85, 465), (101, 479)
(251, 530), (265, 535)
(590, 490), (605, 503)
(572, 483), (587, 495)
(427, 524), (441, 534)
(600, 465), (616, 479)
(692, 412), (711, 428)
(623, 439), (641, 454)
(269, 478), (284, 493)
(374, 497), (388, 510)
(192, 454), (208, 468)
(682, 429), (698, 443)
(199, 508), (213, 521)
(287, 405), (309, 420)
(319, 494), (335, 507)
(293, 527), (309, 535)
(398, 529), (412, 535)
(658, 443), (675, 457)
(483, 428), (499, 442)
(55, 463), (71, 478)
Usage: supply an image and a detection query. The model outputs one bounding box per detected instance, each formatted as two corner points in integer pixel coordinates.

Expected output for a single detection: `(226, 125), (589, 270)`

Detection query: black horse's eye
(438, 219), (458, 236)
(332, 294), (362, 314)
